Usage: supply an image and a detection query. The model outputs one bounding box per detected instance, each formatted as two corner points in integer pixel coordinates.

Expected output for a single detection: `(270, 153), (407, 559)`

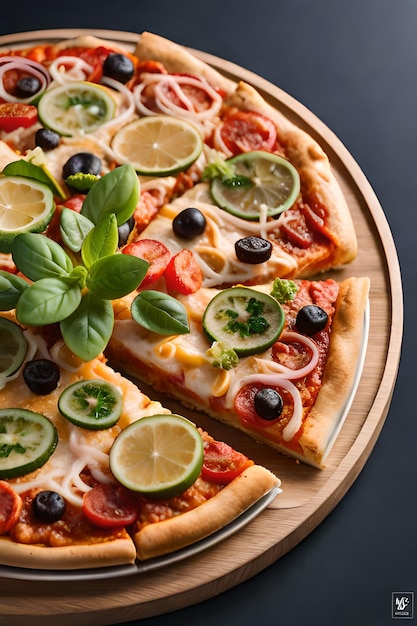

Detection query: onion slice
(0, 57), (50, 103)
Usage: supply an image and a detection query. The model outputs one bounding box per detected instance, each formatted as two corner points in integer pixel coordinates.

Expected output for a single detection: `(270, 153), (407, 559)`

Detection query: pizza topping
(131, 290), (190, 335)
(0, 408), (58, 479)
(122, 239), (171, 287)
(35, 128), (60, 151)
(62, 152), (102, 180)
(0, 480), (22, 534)
(234, 236), (272, 264)
(163, 248), (204, 295)
(203, 286), (285, 356)
(82, 482), (138, 528)
(32, 490), (66, 523)
(102, 53), (135, 84)
(209, 151), (300, 220)
(111, 115), (203, 176)
(58, 379), (123, 430)
(201, 438), (253, 484)
(22, 358), (61, 395)
(254, 388), (283, 421)
(0, 175), (55, 253)
(37, 81), (117, 136)
(0, 56), (50, 103)
(0, 316), (28, 382)
(296, 305), (329, 336)
(172, 206), (207, 239)
(109, 414), (204, 498)
(0, 102), (38, 132)
(212, 110), (278, 157)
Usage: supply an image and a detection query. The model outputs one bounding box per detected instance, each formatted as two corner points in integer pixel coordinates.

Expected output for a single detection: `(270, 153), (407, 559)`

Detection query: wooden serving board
(0, 29), (403, 626)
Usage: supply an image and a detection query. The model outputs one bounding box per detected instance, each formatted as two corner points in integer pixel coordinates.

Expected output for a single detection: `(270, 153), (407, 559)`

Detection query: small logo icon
(392, 592), (414, 619)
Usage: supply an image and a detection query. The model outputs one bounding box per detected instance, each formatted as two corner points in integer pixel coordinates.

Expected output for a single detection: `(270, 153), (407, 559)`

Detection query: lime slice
(0, 408), (58, 479)
(38, 81), (116, 136)
(210, 151), (300, 220)
(111, 115), (203, 176)
(0, 176), (55, 253)
(109, 414), (204, 498)
(0, 317), (28, 379)
(202, 286), (285, 356)
(58, 379), (123, 430)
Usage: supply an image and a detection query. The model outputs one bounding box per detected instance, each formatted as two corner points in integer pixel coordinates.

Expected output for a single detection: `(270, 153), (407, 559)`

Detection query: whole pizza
(0, 31), (369, 571)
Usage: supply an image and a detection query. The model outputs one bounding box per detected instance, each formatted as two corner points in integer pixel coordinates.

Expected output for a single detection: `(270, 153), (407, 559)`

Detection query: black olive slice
(33, 490), (66, 523)
(296, 305), (328, 336)
(234, 236), (272, 264)
(23, 359), (61, 395)
(103, 53), (135, 84)
(172, 207), (207, 239)
(35, 128), (60, 151)
(254, 388), (283, 420)
(15, 76), (41, 98)
(63, 152), (102, 179)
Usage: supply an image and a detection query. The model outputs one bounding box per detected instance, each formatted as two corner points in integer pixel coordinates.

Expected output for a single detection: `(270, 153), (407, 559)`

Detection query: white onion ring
(227, 373), (303, 442)
(48, 55), (94, 84)
(0, 58), (50, 103)
(99, 76), (135, 130)
(255, 331), (320, 380)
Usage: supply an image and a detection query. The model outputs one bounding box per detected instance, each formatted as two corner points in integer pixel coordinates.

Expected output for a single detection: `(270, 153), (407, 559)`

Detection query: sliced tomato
(279, 209), (313, 249)
(201, 440), (253, 485)
(61, 193), (86, 213)
(234, 382), (294, 429)
(163, 249), (203, 295)
(122, 239), (171, 288)
(0, 480), (22, 534)
(82, 483), (138, 528)
(217, 110), (278, 155)
(0, 102), (38, 132)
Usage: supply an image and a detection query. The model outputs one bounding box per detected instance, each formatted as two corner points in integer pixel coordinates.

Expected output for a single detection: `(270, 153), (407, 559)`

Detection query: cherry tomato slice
(201, 440), (253, 485)
(219, 111), (277, 155)
(82, 482), (138, 528)
(163, 249), (203, 295)
(0, 480), (22, 534)
(279, 209), (313, 249)
(122, 239), (171, 288)
(0, 102), (38, 132)
(61, 193), (86, 213)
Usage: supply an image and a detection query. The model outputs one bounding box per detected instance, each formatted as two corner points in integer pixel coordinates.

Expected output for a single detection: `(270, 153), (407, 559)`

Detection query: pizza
(0, 30), (369, 570)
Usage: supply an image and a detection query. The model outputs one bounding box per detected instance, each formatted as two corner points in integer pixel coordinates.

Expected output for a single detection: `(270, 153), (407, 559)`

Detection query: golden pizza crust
(134, 31), (237, 95)
(0, 534), (137, 570)
(134, 464), (279, 560)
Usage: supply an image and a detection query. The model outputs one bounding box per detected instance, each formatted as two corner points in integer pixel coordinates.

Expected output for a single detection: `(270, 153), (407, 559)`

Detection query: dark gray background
(1, 1), (415, 625)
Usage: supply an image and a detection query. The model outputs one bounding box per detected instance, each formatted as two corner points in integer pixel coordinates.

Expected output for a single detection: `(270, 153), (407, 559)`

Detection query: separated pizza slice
(0, 314), (279, 569)
(108, 275), (370, 468)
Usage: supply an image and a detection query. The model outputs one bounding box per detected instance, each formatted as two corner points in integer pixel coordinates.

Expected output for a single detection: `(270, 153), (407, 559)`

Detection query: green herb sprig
(0, 164), (190, 361)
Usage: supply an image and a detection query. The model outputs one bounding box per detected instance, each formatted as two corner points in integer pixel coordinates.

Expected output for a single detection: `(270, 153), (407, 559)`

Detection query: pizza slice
(107, 275), (370, 468)
(0, 313), (279, 569)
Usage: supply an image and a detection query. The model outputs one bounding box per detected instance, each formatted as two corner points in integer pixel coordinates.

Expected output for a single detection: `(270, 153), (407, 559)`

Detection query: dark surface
(1, 2), (415, 625)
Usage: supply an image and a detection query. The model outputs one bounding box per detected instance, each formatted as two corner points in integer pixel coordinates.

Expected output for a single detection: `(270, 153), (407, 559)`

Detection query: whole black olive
(23, 359), (61, 395)
(118, 216), (135, 247)
(33, 491), (66, 523)
(172, 207), (207, 239)
(103, 53), (135, 84)
(254, 388), (283, 421)
(234, 236), (272, 264)
(35, 128), (60, 151)
(15, 76), (41, 98)
(63, 152), (102, 179)
(296, 305), (328, 336)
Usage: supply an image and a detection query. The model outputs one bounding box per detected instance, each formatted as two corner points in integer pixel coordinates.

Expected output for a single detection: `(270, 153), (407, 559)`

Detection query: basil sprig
(131, 291), (190, 335)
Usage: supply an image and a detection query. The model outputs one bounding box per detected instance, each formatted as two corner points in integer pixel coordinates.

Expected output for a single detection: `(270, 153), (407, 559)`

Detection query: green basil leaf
(0, 270), (28, 310)
(131, 290), (190, 335)
(81, 214), (118, 268)
(86, 254), (148, 300)
(60, 207), (94, 252)
(60, 292), (114, 361)
(80, 164), (140, 226)
(15, 277), (81, 325)
(12, 233), (73, 281)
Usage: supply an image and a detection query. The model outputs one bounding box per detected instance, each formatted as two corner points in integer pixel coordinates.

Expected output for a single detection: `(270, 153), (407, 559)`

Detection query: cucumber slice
(0, 317), (28, 378)
(203, 287), (285, 356)
(0, 408), (58, 479)
(58, 379), (123, 430)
